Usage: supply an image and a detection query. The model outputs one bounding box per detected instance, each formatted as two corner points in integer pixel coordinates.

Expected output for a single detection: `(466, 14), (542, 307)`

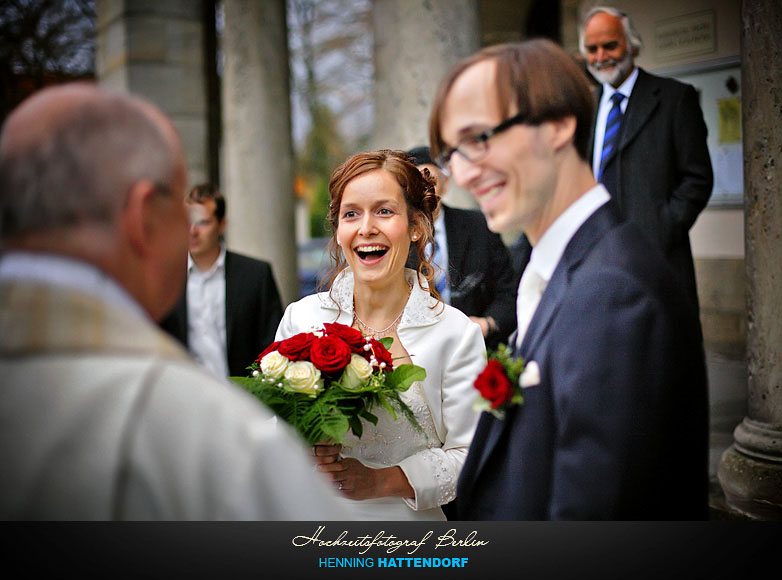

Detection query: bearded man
(580, 6), (713, 312)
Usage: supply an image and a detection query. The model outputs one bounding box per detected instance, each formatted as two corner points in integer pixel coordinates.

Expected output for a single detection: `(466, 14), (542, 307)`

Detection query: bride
(276, 150), (486, 520)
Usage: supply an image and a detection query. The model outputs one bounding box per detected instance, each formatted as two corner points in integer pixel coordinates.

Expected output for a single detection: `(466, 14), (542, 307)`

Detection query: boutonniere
(473, 344), (539, 419)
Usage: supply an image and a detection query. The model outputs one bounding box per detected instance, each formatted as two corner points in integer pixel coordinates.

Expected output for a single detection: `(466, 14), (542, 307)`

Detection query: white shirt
(187, 245), (228, 378)
(516, 185), (611, 348)
(592, 67), (640, 177)
(0, 251), (146, 320)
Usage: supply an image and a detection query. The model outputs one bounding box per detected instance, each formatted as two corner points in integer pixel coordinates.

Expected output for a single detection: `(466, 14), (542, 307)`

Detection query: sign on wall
(654, 10), (716, 61)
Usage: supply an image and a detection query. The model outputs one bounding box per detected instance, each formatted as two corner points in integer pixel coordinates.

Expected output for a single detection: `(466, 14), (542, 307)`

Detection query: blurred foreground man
(430, 40), (708, 519)
(0, 83), (344, 520)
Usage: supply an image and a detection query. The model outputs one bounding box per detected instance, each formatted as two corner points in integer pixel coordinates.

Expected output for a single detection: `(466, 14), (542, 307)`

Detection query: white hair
(578, 6), (643, 58)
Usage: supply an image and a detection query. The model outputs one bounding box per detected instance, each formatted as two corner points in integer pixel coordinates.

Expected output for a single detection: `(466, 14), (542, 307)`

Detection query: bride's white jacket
(276, 268), (485, 512)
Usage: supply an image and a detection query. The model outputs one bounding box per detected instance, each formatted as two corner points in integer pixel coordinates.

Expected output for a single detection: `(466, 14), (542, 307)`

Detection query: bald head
(0, 82), (183, 243)
(0, 82), (191, 320)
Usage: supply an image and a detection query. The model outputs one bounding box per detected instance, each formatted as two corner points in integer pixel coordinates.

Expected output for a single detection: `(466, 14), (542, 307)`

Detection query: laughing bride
(275, 150), (486, 521)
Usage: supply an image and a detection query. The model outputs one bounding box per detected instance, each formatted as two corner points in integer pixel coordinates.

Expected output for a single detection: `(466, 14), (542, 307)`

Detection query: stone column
(371, 0), (479, 208)
(371, 0), (479, 149)
(96, 0), (210, 185)
(717, 0), (782, 520)
(221, 0), (298, 304)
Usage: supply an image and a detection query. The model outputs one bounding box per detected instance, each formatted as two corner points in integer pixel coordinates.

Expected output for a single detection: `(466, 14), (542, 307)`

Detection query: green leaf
(377, 392), (398, 420)
(387, 364), (427, 390)
(229, 376), (257, 390)
(347, 415), (363, 439)
(360, 409), (379, 426)
(318, 413), (350, 444)
(379, 336), (393, 349)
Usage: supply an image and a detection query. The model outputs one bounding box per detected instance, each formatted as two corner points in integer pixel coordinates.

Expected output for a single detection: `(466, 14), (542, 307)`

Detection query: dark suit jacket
(457, 202), (708, 520)
(441, 205), (518, 349)
(590, 68), (713, 309)
(160, 251), (283, 377)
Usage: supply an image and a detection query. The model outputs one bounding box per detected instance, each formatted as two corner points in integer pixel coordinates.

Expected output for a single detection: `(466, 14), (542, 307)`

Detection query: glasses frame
(435, 111), (528, 175)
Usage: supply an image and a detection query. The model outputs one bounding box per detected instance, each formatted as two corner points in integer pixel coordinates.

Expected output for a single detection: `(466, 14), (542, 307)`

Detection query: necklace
(353, 309), (404, 339)
(352, 282), (412, 339)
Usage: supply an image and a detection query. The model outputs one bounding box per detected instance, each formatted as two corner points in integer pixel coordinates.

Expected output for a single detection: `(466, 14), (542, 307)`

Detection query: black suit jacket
(160, 251), (283, 377)
(590, 68), (713, 309)
(441, 205), (518, 349)
(457, 202), (708, 520)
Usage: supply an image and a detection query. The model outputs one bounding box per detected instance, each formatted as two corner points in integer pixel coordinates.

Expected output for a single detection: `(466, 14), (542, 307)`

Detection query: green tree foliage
(287, 0), (372, 238)
(0, 0), (95, 122)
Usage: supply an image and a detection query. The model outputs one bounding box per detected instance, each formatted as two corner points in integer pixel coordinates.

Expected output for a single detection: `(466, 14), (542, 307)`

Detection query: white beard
(588, 51), (634, 87)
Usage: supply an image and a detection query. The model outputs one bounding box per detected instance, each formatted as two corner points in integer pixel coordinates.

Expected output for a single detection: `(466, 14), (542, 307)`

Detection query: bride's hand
(311, 442), (342, 466)
(316, 454), (414, 501)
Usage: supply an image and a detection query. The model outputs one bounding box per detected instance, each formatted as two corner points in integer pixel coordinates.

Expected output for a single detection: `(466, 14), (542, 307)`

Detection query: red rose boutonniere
(473, 343), (538, 419)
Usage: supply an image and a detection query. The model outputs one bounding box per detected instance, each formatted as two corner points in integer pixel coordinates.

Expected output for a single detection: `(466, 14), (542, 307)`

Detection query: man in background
(160, 184), (282, 378)
(407, 145), (517, 349)
(0, 83), (344, 520)
(580, 6), (713, 310)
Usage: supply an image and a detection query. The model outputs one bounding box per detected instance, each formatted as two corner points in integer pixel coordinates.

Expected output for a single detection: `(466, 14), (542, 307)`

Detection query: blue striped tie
(598, 92), (625, 181)
(432, 241), (448, 296)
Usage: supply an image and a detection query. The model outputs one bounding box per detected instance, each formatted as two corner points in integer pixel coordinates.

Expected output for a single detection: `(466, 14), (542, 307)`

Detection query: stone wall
(96, 0), (210, 186)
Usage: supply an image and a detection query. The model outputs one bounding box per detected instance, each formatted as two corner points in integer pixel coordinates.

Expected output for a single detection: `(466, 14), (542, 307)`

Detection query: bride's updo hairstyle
(322, 149), (440, 296)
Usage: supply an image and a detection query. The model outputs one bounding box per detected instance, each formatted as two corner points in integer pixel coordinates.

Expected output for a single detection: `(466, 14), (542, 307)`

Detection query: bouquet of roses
(231, 322), (426, 445)
(473, 343), (538, 419)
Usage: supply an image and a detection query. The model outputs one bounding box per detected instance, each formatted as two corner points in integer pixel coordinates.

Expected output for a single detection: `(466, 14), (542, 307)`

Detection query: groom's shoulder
(569, 220), (687, 322)
(585, 217), (669, 280)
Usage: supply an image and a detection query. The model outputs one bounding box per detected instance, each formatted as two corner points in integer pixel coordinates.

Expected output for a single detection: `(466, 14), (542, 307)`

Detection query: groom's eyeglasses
(434, 112), (529, 176)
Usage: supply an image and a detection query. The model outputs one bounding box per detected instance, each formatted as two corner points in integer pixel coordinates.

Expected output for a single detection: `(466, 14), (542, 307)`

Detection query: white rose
(341, 353), (373, 391)
(283, 361), (323, 395)
(260, 351), (289, 379)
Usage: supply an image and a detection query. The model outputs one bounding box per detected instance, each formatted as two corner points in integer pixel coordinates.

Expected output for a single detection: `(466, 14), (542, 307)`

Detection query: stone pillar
(717, 0), (782, 520)
(371, 0), (479, 208)
(221, 0), (298, 304)
(96, 0), (210, 185)
(371, 0), (479, 149)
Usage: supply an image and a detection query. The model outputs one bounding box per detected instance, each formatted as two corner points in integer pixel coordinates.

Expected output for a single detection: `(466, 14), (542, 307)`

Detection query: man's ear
(121, 180), (158, 257)
(548, 116), (577, 152)
(218, 216), (227, 237)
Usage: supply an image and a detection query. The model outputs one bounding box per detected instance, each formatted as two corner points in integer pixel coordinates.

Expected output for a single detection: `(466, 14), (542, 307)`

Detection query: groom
(429, 40), (708, 519)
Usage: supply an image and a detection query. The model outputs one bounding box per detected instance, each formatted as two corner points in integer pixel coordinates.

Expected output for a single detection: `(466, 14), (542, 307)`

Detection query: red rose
(256, 341), (281, 362)
(474, 359), (513, 409)
(323, 322), (365, 353)
(278, 333), (316, 361)
(309, 335), (352, 374)
(366, 338), (394, 371)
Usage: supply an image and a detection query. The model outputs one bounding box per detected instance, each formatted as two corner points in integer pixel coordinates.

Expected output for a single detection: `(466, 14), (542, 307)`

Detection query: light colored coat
(0, 281), (345, 520)
(276, 269), (485, 512)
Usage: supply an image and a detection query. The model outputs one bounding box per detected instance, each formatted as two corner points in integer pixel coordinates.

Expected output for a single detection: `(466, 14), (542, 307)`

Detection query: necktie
(432, 240), (448, 296)
(516, 266), (546, 349)
(598, 92), (625, 181)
